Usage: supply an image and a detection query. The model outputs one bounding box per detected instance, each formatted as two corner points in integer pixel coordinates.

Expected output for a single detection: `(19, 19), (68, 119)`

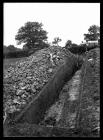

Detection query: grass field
(3, 57), (27, 71)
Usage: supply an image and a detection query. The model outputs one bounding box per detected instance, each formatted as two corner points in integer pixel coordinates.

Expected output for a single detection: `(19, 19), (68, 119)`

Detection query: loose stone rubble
(3, 46), (69, 117)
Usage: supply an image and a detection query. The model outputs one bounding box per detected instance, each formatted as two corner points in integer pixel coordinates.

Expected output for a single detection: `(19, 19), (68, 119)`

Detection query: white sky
(4, 3), (100, 48)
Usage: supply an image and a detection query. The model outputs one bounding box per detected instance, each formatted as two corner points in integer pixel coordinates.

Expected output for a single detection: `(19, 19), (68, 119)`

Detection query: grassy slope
(76, 48), (100, 134)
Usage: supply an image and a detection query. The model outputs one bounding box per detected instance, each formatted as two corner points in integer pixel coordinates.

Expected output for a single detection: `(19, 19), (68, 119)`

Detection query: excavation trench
(4, 48), (100, 137)
(40, 69), (81, 128)
(4, 54), (84, 137)
(11, 54), (83, 125)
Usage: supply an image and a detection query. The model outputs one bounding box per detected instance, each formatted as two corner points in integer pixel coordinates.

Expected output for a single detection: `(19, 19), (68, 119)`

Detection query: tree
(65, 40), (72, 49)
(52, 37), (62, 46)
(15, 22), (48, 51)
(84, 25), (100, 41)
(3, 45), (15, 54)
(3, 45), (8, 53)
(7, 45), (16, 52)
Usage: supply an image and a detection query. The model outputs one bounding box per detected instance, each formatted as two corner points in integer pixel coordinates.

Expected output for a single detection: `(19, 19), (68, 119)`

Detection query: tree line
(65, 25), (100, 54)
(3, 22), (100, 59)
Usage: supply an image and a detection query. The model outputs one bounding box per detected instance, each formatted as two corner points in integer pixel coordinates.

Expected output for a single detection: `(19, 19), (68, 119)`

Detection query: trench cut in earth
(11, 54), (83, 125)
(3, 48), (100, 137)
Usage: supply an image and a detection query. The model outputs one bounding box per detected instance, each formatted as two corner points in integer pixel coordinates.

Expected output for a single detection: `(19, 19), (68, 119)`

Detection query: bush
(3, 50), (29, 59)
(65, 44), (99, 55)
(67, 45), (86, 55)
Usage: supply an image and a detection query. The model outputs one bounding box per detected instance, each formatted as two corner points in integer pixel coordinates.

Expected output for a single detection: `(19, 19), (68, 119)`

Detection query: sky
(4, 3), (100, 48)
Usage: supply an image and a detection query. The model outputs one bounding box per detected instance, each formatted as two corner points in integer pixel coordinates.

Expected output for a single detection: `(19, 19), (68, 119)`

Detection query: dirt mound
(3, 46), (69, 115)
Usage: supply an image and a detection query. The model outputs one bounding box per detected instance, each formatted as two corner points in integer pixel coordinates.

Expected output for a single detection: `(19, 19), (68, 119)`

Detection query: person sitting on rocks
(49, 53), (54, 66)
(49, 52), (57, 66)
(49, 50), (61, 66)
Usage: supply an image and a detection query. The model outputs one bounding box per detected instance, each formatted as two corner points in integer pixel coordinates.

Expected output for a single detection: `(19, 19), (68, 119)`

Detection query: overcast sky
(4, 3), (100, 48)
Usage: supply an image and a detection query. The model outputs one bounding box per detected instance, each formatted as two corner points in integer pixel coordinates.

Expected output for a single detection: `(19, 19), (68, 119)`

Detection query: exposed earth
(3, 46), (100, 137)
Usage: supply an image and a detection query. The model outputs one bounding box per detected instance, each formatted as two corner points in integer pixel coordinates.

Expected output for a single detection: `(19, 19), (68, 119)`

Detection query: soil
(3, 47), (100, 137)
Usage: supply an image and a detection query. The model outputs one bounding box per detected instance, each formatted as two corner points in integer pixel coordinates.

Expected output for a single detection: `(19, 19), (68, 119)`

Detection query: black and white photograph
(3, 3), (100, 137)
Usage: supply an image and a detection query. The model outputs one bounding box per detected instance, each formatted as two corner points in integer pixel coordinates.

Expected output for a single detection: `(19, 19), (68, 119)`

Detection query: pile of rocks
(3, 46), (69, 116)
